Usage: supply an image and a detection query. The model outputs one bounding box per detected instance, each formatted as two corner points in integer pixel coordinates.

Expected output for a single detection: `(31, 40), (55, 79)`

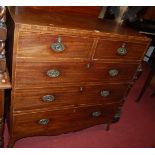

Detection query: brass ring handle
(47, 69), (60, 78)
(108, 69), (119, 77)
(101, 90), (110, 97)
(38, 119), (49, 125)
(42, 95), (55, 103)
(51, 36), (65, 52)
(117, 43), (127, 56)
(92, 111), (102, 117)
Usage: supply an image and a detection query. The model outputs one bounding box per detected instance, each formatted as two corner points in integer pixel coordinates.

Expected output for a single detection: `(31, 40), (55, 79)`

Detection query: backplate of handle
(101, 90), (110, 97)
(92, 111), (102, 117)
(38, 119), (49, 125)
(51, 36), (65, 52)
(47, 69), (60, 78)
(42, 95), (55, 103)
(117, 43), (127, 56)
(108, 69), (119, 77)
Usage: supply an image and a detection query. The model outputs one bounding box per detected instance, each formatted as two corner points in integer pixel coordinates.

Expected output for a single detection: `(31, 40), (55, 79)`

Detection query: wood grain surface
(14, 62), (139, 89)
(12, 103), (119, 140)
(13, 83), (128, 111)
(5, 6), (151, 147)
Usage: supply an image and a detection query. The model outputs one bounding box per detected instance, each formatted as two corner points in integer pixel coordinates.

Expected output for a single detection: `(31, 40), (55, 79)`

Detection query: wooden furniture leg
(0, 90), (4, 148)
(0, 72), (11, 148)
(105, 122), (110, 131)
(7, 138), (15, 148)
(0, 121), (4, 147)
(151, 90), (155, 97)
(136, 70), (154, 102)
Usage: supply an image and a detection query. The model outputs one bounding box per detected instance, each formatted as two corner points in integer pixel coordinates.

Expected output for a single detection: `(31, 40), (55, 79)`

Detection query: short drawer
(12, 104), (118, 139)
(94, 39), (148, 61)
(15, 62), (138, 89)
(17, 32), (94, 60)
(13, 83), (128, 111)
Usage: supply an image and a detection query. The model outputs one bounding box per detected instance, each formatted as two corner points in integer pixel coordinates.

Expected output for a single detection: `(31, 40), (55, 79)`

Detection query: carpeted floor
(4, 63), (155, 148)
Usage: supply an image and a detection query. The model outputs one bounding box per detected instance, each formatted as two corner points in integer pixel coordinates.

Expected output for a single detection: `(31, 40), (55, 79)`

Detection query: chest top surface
(8, 7), (150, 42)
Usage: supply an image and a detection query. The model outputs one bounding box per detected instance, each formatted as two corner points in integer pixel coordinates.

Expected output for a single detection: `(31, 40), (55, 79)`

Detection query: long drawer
(17, 32), (94, 60)
(13, 83), (128, 111)
(12, 104), (118, 139)
(14, 62), (138, 89)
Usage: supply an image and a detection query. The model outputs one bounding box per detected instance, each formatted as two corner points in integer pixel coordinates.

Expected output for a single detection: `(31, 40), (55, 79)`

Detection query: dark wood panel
(17, 32), (94, 60)
(12, 104), (118, 140)
(94, 39), (148, 60)
(143, 6), (155, 20)
(13, 83), (128, 111)
(14, 7), (101, 17)
(15, 62), (138, 89)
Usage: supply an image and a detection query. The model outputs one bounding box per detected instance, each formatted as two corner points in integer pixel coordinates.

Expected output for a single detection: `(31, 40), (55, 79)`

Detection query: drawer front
(17, 32), (94, 60)
(78, 83), (128, 106)
(14, 86), (80, 111)
(13, 108), (77, 138)
(15, 62), (138, 89)
(12, 104), (118, 138)
(75, 104), (118, 128)
(13, 83), (128, 111)
(94, 39), (147, 60)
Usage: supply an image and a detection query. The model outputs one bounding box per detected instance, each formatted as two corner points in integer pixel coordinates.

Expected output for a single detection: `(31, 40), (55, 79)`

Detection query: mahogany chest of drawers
(6, 7), (151, 147)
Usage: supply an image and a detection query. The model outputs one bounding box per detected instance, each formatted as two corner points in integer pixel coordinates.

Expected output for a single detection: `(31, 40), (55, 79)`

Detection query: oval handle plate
(117, 43), (127, 56)
(108, 69), (119, 77)
(38, 119), (49, 125)
(92, 111), (102, 117)
(101, 90), (110, 97)
(42, 95), (55, 103)
(47, 69), (60, 78)
(51, 36), (65, 52)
